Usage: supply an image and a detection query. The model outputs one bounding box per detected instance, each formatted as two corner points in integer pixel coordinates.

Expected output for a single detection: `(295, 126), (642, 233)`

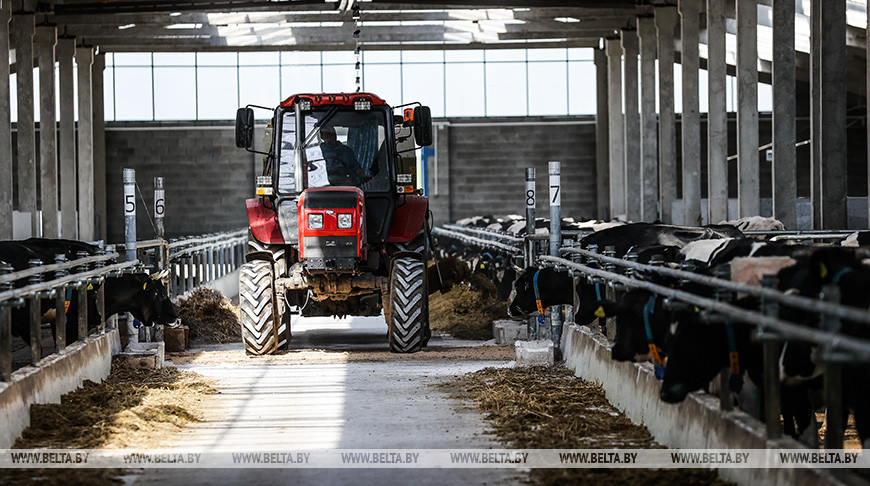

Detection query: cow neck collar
(725, 323), (743, 393)
(642, 294), (665, 380)
(533, 269), (546, 315)
(832, 267), (853, 284)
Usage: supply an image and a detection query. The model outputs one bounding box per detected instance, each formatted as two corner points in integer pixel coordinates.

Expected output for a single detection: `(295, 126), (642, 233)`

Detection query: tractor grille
(303, 236), (358, 258)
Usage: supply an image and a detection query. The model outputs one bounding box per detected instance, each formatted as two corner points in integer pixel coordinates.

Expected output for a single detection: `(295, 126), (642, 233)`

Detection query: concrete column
(57, 38), (76, 239)
(92, 53), (106, 240)
(76, 46), (94, 241)
(622, 26), (641, 222)
(706, 0), (728, 224)
(656, 6), (677, 224)
(819, 0), (847, 229)
(0, 3), (11, 239)
(772, 0), (797, 229)
(737, 0), (760, 218)
(35, 26), (57, 238)
(810, 0), (821, 228)
(593, 47), (610, 220)
(637, 17), (658, 223)
(605, 38), (625, 219)
(867, 0), (870, 229)
(11, 14), (36, 237)
(679, 0), (701, 226)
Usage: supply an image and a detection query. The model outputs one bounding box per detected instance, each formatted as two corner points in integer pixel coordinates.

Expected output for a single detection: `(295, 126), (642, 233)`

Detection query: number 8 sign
(525, 180), (535, 209)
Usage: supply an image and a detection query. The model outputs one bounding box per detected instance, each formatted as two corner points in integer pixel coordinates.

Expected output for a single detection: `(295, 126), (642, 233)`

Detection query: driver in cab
(320, 125), (372, 186)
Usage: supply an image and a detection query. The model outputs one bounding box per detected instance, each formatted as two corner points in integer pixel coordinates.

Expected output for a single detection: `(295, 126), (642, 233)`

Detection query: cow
(0, 239), (177, 347)
(842, 231), (870, 247)
(719, 216), (786, 232)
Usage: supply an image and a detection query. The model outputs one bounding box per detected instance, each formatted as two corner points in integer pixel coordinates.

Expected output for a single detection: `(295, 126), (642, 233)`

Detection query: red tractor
(235, 92), (435, 355)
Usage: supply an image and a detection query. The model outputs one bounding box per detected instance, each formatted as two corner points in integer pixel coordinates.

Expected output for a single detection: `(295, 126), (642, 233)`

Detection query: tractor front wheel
(239, 260), (288, 355)
(387, 257), (429, 353)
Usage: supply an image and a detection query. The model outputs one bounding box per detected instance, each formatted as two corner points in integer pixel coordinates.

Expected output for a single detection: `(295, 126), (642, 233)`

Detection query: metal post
(655, 6), (677, 224)
(679, 0), (701, 226)
(549, 161), (562, 353)
(821, 283), (844, 449)
(123, 169), (137, 261)
(54, 255), (68, 352)
(525, 168), (536, 340)
(186, 254), (194, 292)
(759, 275), (782, 439)
(76, 252), (88, 342)
(94, 255), (105, 334)
(207, 246), (214, 283)
(27, 260), (43, 363)
(154, 177), (165, 239)
(0, 264), (14, 381)
(603, 246), (617, 340)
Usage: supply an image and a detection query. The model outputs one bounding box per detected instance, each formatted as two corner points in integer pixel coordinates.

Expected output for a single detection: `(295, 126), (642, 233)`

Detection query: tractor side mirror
(413, 106), (433, 147)
(235, 107), (255, 149)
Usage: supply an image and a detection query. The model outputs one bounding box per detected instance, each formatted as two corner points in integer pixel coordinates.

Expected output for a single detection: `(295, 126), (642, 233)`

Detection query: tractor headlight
(308, 213), (323, 230)
(337, 213), (353, 229)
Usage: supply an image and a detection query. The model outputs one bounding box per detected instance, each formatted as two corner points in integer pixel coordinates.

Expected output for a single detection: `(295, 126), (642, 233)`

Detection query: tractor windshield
(277, 108), (389, 194)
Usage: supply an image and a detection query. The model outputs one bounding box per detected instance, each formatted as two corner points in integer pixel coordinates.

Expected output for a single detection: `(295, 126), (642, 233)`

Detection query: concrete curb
(561, 324), (851, 486)
(0, 329), (122, 448)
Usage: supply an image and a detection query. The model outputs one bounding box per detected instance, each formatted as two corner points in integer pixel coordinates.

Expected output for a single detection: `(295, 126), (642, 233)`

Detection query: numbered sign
(154, 189), (165, 218)
(124, 183), (136, 215)
(549, 174), (561, 207)
(525, 180), (535, 209)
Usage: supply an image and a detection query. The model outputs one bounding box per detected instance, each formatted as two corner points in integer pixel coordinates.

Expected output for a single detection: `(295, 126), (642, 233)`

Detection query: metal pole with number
(524, 168), (536, 339)
(154, 177), (165, 238)
(548, 161), (563, 355)
(123, 168), (138, 345)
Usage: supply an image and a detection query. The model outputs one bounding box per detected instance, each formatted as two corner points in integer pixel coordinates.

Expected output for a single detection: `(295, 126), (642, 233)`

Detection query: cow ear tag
(654, 366), (665, 381)
(819, 262), (829, 279)
(594, 306), (606, 318)
(87, 284), (93, 291)
(143, 282), (149, 290)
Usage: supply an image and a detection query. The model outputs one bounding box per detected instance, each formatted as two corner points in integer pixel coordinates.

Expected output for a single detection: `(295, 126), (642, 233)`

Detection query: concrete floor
(131, 316), (527, 486)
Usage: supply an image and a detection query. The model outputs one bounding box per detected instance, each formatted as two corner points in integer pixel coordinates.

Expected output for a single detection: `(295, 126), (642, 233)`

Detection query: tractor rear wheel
(239, 260), (288, 355)
(387, 257), (429, 353)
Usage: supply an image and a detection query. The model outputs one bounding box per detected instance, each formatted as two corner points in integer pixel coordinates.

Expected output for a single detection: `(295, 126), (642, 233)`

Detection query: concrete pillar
(11, 14), (36, 237)
(771, 0), (797, 230)
(605, 38), (625, 219)
(679, 0), (701, 226)
(656, 6), (677, 225)
(622, 26), (641, 222)
(819, 0), (847, 229)
(0, 3), (11, 239)
(810, 0), (821, 228)
(57, 38), (76, 239)
(92, 53), (107, 240)
(706, 0), (728, 224)
(35, 26), (57, 238)
(593, 47), (610, 220)
(867, 0), (870, 229)
(76, 46), (94, 241)
(737, 0), (760, 218)
(637, 17), (658, 223)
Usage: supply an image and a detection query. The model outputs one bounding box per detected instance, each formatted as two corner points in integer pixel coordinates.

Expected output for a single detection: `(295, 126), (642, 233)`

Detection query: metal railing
(0, 249), (142, 382)
(168, 229), (247, 297)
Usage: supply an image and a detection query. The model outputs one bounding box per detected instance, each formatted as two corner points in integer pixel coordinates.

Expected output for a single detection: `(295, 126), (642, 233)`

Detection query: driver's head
(321, 126), (337, 143)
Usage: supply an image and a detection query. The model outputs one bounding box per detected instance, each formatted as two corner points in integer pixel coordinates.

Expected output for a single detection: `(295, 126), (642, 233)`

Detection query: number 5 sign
(124, 181), (136, 215)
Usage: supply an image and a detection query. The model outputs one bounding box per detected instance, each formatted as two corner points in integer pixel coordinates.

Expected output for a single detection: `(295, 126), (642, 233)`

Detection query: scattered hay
(6, 357), (218, 485)
(175, 287), (241, 344)
(429, 271), (509, 340)
(442, 365), (732, 486)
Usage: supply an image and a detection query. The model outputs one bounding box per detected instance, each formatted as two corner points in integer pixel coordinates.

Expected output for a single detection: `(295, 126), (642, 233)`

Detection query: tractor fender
(387, 195), (428, 243)
(391, 250), (423, 261)
(246, 197), (285, 245)
(245, 250), (276, 263)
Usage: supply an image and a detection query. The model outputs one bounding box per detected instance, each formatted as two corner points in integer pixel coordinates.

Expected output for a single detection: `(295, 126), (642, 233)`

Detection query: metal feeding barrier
(0, 249), (141, 382)
(168, 229), (247, 297)
(435, 161), (870, 449)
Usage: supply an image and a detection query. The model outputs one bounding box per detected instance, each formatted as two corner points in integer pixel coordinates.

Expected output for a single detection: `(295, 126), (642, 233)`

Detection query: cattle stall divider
(168, 229), (247, 298)
(537, 246), (870, 448)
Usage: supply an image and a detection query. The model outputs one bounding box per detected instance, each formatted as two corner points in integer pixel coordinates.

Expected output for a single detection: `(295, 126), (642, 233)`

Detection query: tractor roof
(280, 92), (387, 108)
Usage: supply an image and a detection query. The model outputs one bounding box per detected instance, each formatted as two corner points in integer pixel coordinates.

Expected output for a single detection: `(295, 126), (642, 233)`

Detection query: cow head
(506, 266), (573, 318)
(105, 272), (178, 325)
(659, 316), (730, 403)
